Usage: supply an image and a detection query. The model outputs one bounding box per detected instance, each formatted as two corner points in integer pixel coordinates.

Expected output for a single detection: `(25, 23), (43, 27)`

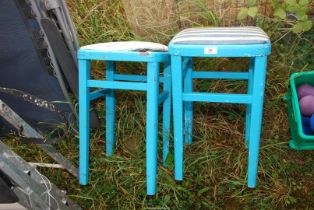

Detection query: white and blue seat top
(170, 26), (270, 45)
(81, 41), (168, 52)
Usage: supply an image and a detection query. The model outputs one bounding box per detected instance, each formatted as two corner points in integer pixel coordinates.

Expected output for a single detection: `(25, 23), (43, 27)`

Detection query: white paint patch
(81, 41), (168, 52)
(204, 46), (218, 55)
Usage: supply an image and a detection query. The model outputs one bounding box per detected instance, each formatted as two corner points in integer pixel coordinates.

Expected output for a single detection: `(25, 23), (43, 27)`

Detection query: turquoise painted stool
(78, 41), (171, 195)
(169, 27), (271, 188)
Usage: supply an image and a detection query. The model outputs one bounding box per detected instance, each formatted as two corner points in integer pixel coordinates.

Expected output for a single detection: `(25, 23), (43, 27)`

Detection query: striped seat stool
(169, 27), (271, 188)
(78, 41), (171, 195)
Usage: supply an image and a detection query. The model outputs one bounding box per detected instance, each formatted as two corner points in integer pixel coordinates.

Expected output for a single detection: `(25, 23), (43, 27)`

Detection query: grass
(3, 0), (314, 209)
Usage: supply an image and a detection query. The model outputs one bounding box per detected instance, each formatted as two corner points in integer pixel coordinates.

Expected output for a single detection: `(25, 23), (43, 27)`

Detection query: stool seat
(171, 26), (269, 45)
(81, 41), (168, 52)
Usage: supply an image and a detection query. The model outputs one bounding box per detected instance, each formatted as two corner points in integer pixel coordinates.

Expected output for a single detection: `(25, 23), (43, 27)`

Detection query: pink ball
(299, 95), (314, 115)
(297, 84), (314, 99)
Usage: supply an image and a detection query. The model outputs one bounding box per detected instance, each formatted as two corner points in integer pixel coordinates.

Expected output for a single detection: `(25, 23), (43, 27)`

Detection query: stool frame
(169, 42), (271, 188)
(78, 50), (171, 195)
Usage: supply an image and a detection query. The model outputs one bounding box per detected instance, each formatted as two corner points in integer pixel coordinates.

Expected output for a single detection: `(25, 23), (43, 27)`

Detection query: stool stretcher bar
(89, 89), (110, 101)
(114, 74), (167, 83)
(182, 93), (253, 104)
(192, 71), (249, 80)
(88, 80), (147, 91)
(158, 91), (169, 105)
(89, 88), (169, 104)
(114, 74), (147, 82)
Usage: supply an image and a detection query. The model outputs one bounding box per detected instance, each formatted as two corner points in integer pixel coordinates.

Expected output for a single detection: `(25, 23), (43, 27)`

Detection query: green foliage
(237, 0), (313, 34)
(194, 0), (220, 26)
(237, 8), (249, 20)
(292, 20), (313, 33)
(274, 8), (286, 19)
(247, 6), (258, 18)
(248, 0), (257, 7)
(236, 0), (257, 20)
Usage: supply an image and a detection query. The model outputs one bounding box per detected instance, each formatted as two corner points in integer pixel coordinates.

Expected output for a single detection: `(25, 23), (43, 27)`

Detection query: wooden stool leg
(247, 56), (267, 188)
(172, 56), (184, 181)
(162, 62), (171, 166)
(245, 58), (255, 146)
(184, 58), (193, 144)
(79, 59), (91, 185)
(106, 61), (116, 156)
(146, 62), (159, 195)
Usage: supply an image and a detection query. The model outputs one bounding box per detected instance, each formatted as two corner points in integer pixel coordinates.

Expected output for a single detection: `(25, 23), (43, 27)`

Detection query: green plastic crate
(285, 71), (314, 150)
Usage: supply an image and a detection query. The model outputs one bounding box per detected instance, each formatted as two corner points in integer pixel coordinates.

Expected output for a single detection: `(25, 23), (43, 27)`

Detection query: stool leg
(184, 58), (193, 145)
(247, 56), (267, 188)
(79, 59), (90, 185)
(245, 58), (255, 146)
(162, 62), (171, 166)
(106, 61), (116, 157)
(172, 56), (184, 181)
(146, 62), (159, 195)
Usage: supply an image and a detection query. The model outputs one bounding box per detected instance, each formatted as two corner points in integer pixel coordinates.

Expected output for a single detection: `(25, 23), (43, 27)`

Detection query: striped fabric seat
(171, 27), (270, 45)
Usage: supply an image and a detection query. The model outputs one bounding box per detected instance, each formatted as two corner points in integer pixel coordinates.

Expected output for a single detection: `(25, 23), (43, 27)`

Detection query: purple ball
(299, 95), (314, 115)
(297, 84), (314, 99)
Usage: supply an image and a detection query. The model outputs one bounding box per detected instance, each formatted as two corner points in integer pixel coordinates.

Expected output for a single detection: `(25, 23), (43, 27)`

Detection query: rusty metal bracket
(0, 99), (78, 178)
(0, 87), (66, 123)
(0, 99), (81, 208)
(0, 140), (82, 210)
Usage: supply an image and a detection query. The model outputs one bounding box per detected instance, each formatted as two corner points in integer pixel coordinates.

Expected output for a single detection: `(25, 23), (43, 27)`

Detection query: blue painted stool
(169, 27), (271, 188)
(78, 41), (171, 195)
